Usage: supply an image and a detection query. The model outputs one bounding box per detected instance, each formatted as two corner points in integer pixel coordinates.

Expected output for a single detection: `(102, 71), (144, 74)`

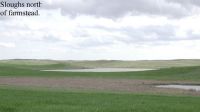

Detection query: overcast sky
(1, 0), (200, 60)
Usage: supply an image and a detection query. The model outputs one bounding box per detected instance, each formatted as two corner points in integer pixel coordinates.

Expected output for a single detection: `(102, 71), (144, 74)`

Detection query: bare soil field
(0, 77), (199, 96)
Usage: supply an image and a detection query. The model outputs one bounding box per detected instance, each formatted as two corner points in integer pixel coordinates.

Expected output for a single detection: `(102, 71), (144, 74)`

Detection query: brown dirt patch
(0, 77), (200, 96)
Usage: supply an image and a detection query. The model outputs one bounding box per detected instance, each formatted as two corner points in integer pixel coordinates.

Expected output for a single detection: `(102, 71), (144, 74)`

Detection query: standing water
(156, 85), (200, 91)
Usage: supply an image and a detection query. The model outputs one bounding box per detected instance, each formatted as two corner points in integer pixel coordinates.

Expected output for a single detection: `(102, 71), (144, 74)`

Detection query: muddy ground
(0, 77), (199, 96)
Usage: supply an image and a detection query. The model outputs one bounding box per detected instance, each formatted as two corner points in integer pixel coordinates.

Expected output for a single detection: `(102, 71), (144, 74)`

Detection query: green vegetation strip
(0, 65), (200, 81)
(0, 87), (200, 112)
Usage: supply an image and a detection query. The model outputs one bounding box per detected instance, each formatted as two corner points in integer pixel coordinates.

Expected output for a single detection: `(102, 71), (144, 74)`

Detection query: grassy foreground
(0, 87), (200, 112)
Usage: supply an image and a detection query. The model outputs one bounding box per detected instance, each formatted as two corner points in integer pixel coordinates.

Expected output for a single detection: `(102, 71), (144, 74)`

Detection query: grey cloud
(87, 25), (176, 40)
(44, 0), (191, 18)
(78, 37), (114, 48)
(121, 25), (200, 43)
(69, 28), (116, 48)
(166, 0), (200, 7)
(185, 30), (200, 40)
(115, 26), (175, 44)
(0, 0), (196, 19)
(71, 29), (90, 38)
(41, 35), (64, 42)
(79, 24), (200, 47)
(0, 16), (9, 21)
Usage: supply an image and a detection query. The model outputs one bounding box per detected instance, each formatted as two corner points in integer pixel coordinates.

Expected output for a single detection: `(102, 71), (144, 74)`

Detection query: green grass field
(1, 87), (200, 112)
(0, 59), (200, 112)
(0, 63), (200, 81)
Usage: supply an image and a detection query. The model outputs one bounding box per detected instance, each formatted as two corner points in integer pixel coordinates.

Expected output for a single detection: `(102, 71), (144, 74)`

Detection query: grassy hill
(0, 60), (200, 81)
(1, 59), (200, 69)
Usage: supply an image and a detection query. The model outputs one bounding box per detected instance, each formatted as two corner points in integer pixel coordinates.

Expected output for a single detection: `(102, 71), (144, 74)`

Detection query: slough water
(156, 85), (200, 91)
(42, 68), (156, 72)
